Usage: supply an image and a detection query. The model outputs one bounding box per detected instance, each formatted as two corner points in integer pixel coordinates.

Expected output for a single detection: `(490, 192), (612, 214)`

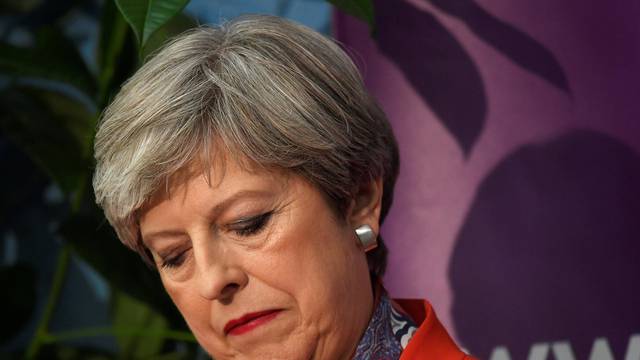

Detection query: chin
(206, 339), (316, 360)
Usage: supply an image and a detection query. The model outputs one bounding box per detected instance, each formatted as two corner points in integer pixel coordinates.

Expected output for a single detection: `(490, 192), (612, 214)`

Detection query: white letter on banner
(489, 346), (512, 360)
(552, 341), (577, 360)
(625, 334), (640, 360)
(528, 343), (551, 360)
(489, 343), (550, 360)
(589, 338), (615, 360)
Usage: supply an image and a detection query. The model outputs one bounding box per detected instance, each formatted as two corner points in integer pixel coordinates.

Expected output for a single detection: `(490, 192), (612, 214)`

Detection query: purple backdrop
(336, 0), (640, 358)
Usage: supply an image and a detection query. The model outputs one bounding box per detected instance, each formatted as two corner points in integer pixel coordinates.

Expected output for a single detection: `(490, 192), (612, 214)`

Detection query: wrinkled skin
(139, 156), (382, 359)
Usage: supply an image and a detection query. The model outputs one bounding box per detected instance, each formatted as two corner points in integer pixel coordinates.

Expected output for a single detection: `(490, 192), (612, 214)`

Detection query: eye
(229, 211), (273, 236)
(160, 249), (189, 269)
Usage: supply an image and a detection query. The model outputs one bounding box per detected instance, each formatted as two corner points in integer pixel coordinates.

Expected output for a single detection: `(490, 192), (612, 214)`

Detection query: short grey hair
(93, 15), (399, 277)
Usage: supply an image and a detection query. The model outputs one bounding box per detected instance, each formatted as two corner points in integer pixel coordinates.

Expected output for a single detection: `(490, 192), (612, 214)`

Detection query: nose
(194, 244), (248, 302)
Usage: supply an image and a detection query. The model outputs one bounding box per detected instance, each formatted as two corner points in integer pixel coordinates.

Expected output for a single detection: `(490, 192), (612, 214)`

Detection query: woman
(93, 15), (474, 359)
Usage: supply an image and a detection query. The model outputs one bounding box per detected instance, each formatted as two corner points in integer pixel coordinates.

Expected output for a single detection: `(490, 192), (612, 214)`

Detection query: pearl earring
(355, 224), (377, 252)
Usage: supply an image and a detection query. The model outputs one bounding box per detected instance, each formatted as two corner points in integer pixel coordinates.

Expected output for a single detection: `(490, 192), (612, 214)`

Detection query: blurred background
(1, 0), (639, 359)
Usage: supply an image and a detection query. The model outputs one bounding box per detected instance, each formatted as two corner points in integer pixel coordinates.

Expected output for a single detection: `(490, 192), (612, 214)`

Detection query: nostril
(218, 283), (240, 305)
(220, 283), (240, 298)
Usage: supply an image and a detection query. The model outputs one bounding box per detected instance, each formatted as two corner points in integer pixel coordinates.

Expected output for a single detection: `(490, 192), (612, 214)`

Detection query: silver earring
(355, 224), (377, 252)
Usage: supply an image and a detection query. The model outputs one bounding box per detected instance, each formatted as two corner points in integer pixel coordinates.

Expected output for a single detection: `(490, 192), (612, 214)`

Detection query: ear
(347, 177), (384, 236)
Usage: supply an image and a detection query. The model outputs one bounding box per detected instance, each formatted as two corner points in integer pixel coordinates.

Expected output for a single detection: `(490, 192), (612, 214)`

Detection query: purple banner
(336, 0), (640, 358)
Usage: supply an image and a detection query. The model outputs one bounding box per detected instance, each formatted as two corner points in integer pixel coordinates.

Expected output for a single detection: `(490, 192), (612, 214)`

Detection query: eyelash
(159, 211), (273, 269)
(231, 211), (273, 236)
(161, 250), (188, 269)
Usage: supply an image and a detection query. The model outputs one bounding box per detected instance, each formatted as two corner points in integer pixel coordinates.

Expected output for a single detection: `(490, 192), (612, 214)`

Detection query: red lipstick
(224, 309), (282, 336)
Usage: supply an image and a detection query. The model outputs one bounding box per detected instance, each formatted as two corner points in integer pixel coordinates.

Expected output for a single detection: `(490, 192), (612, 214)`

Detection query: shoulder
(393, 299), (477, 360)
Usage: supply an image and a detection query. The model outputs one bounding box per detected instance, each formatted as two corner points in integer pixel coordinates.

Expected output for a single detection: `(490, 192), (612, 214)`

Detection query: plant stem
(25, 244), (71, 359)
(41, 326), (197, 343)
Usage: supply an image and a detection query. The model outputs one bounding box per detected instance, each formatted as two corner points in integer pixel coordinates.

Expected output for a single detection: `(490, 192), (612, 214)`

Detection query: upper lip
(223, 309), (281, 334)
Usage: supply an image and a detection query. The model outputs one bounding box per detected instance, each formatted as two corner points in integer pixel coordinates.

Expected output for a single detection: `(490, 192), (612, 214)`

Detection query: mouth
(224, 309), (283, 336)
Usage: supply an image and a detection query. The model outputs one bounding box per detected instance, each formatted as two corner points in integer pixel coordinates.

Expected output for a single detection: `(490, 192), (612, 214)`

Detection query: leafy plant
(0, 0), (197, 358)
(328, 0), (375, 32)
(0, 0), (373, 358)
(115, 0), (191, 48)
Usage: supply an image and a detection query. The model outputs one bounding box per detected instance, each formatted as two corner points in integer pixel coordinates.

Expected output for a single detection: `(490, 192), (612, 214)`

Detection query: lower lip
(227, 310), (282, 336)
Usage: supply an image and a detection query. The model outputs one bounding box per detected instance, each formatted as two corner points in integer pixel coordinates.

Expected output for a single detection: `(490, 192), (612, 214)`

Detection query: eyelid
(228, 211), (273, 227)
(158, 247), (190, 269)
(157, 209), (278, 268)
(226, 211), (274, 237)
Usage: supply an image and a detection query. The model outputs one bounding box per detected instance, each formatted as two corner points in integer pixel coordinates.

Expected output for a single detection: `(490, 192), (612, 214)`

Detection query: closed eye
(229, 211), (273, 236)
(160, 248), (189, 269)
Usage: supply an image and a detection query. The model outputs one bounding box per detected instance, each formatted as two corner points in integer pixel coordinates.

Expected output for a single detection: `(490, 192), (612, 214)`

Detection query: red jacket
(395, 299), (477, 360)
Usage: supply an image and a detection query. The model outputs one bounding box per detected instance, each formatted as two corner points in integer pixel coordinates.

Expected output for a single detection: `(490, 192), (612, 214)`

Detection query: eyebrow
(141, 189), (275, 245)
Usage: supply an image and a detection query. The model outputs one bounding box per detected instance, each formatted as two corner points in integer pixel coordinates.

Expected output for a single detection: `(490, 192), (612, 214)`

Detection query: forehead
(142, 153), (289, 213)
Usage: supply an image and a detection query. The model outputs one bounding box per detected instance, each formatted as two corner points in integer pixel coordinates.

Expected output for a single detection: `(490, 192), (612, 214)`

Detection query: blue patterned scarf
(353, 293), (418, 359)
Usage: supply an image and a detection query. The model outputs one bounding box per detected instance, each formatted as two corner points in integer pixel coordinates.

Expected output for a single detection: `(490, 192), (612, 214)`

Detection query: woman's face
(139, 157), (379, 359)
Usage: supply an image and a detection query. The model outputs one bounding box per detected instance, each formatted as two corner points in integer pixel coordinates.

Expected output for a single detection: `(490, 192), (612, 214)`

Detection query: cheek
(163, 282), (204, 327)
(161, 280), (224, 352)
(256, 208), (372, 358)
(248, 206), (363, 326)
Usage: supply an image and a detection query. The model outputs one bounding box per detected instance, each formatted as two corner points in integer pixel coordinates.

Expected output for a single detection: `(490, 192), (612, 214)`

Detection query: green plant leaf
(58, 210), (186, 329)
(97, 0), (137, 109)
(0, 0), (41, 13)
(111, 291), (168, 358)
(0, 87), (93, 195)
(328, 0), (375, 31)
(114, 0), (191, 48)
(36, 343), (115, 360)
(0, 264), (37, 344)
(140, 12), (195, 60)
(0, 142), (48, 222)
(0, 27), (96, 97)
(39, 90), (95, 155)
(150, 352), (193, 360)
